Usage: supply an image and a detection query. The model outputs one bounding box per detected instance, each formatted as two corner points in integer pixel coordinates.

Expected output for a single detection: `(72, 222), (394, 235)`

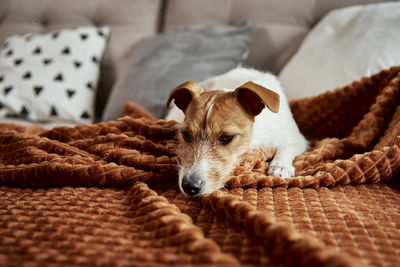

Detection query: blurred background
(0, 0), (399, 127)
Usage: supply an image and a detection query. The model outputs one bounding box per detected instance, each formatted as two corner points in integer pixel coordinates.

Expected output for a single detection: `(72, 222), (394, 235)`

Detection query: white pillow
(0, 26), (110, 123)
(279, 2), (400, 100)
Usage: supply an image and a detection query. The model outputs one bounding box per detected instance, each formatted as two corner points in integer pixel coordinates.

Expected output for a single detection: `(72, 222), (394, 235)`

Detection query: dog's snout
(182, 176), (204, 196)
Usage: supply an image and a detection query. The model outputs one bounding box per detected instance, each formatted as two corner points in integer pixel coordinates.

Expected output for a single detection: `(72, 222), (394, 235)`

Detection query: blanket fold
(1, 66), (400, 266)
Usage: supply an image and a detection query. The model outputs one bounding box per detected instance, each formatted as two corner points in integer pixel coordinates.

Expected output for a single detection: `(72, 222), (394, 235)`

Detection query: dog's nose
(182, 177), (204, 196)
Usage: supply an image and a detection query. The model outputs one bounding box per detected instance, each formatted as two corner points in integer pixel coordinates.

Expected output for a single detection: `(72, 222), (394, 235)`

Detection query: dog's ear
(166, 80), (204, 112)
(234, 81), (280, 116)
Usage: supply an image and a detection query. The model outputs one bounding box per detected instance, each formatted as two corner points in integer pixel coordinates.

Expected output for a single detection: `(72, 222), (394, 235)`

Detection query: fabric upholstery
(0, 0), (394, 121)
(279, 2), (400, 100)
(0, 26), (110, 123)
(164, 0), (395, 74)
(0, 67), (400, 266)
(0, 0), (162, 120)
(102, 22), (253, 121)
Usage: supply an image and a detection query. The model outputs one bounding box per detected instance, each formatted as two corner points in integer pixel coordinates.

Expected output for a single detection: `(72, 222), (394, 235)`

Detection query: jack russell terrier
(165, 68), (307, 196)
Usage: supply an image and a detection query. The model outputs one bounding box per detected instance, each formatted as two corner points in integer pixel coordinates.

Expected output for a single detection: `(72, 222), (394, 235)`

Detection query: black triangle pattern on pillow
(32, 47), (41, 55)
(4, 86), (13, 95)
(73, 61), (82, 68)
(61, 47), (70, 55)
(34, 86), (43, 96)
(20, 106), (29, 116)
(22, 71), (32, 80)
(0, 27), (109, 123)
(81, 111), (90, 119)
(66, 89), (76, 98)
(14, 58), (23, 66)
(86, 82), (93, 90)
(50, 106), (58, 117)
(43, 58), (52, 65)
(51, 31), (59, 39)
(92, 56), (99, 64)
(97, 30), (105, 37)
(54, 73), (63, 82)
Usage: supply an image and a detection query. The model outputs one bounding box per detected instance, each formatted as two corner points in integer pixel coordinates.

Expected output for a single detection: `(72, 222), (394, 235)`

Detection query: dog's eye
(218, 135), (235, 146)
(181, 130), (192, 142)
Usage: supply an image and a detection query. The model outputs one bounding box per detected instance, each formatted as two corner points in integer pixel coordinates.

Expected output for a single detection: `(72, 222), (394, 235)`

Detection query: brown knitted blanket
(1, 67), (400, 266)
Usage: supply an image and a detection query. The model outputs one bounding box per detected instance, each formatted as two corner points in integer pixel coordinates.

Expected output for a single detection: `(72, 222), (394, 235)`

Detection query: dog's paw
(267, 162), (295, 178)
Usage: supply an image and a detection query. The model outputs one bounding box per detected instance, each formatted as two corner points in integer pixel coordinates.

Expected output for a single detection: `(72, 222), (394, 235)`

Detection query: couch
(1, 0), (400, 266)
(0, 0), (395, 124)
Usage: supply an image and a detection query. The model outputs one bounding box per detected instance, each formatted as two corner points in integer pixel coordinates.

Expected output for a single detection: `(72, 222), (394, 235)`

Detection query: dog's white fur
(166, 67), (308, 194)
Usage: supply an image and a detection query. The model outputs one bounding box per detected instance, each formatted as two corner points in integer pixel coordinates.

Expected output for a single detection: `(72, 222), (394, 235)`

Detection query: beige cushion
(0, 0), (162, 120)
(279, 2), (400, 100)
(164, 0), (395, 74)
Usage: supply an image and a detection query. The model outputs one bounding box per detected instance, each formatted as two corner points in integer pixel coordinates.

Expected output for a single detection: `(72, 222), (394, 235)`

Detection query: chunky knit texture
(1, 66), (400, 266)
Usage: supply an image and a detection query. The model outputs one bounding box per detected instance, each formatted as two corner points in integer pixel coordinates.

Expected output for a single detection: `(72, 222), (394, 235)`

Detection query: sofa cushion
(0, 0), (162, 121)
(164, 0), (394, 74)
(279, 2), (400, 100)
(102, 22), (253, 121)
(0, 26), (109, 123)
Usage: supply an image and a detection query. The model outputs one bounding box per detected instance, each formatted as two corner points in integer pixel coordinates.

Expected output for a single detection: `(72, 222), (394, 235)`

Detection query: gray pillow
(102, 22), (254, 121)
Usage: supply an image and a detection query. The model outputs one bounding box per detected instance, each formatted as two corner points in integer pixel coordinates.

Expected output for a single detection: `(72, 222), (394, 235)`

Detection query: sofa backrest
(163, 0), (394, 74)
(0, 0), (394, 119)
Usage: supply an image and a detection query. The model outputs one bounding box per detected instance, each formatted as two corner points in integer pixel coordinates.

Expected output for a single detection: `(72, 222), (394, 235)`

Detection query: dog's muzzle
(181, 175), (204, 196)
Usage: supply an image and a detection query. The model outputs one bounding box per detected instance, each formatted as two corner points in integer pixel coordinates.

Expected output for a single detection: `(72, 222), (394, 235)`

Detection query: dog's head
(166, 80), (279, 196)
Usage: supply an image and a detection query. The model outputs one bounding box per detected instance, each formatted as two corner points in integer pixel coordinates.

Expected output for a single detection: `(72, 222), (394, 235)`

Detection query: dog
(165, 68), (308, 196)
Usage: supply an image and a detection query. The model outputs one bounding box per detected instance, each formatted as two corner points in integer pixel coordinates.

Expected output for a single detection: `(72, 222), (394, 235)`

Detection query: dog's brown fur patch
(177, 90), (255, 191)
